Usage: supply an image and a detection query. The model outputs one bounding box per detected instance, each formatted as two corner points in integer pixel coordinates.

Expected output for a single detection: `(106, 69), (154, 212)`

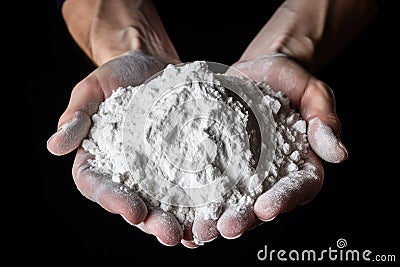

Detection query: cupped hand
(47, 51), (185, 246)
(46, 51), (348, 248)
(194, 54), (348, 242)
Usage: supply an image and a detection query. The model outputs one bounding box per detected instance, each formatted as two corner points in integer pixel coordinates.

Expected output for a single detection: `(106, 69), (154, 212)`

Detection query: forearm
(239, 0), (377, 72)
(62, 0), (179, 66)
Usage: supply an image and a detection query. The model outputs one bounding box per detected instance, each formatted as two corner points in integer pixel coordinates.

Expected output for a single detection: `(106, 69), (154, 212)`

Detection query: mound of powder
(82, 61), (308, 242)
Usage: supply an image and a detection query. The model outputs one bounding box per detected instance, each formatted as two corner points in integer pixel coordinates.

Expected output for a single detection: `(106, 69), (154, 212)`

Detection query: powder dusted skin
(82, 61), (309, 240)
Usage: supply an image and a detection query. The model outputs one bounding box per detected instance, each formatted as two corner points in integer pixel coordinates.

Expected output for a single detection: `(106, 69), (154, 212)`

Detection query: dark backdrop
(17, 0), (398, 265)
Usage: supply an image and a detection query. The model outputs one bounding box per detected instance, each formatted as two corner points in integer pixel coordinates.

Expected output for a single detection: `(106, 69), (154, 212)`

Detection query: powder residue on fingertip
(48, 111), (91, 155)
(308, 118), (348, 163)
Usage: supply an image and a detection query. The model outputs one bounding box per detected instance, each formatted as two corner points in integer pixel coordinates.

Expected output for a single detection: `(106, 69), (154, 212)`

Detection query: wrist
(239, 0), (325, 71)
(62, 0), (180, 66)
(239, 33), (316, 70)
(239, 0), (377, 72)
(90, 27), (180, 66)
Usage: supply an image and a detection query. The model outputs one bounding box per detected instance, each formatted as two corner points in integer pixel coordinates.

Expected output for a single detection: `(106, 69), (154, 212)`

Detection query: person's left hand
(188, 54), (348, 245)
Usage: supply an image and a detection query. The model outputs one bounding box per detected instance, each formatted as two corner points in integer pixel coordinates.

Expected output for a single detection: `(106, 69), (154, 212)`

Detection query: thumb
(46, 111), (91, 156)
(307, 117), (348, 163)
(300, 79), (348, 163)
(47, 75), (104, 156)
(46, 50), (168, 156)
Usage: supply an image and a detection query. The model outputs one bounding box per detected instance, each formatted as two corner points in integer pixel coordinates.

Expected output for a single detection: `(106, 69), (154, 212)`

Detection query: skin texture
(48, 0), (377, 247)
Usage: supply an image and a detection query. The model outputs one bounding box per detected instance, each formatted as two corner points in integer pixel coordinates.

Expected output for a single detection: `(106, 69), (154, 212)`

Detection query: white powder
(82, 61), (308, 237)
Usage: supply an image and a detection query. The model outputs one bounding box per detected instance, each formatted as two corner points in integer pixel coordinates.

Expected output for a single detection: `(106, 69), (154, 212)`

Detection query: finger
(192, 218), (219, 243)
(300, 79), (348, 163)
(97, 188), (148, 225)
(217, 205), (256, 239)
(72, 148), (147, 224)
(47, 74), (105, 156)
(307, 117), (348, 163)
(254, 150), (324, 221)
(143, 209), (183, 246)
(47, 111), (91, 156)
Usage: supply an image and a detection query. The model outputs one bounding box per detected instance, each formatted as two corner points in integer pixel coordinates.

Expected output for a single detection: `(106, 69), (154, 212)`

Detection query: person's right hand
(47, 50), (188, 246)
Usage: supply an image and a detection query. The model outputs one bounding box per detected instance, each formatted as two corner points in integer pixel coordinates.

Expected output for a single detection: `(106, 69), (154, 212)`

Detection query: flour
(82, 61), (308, 239)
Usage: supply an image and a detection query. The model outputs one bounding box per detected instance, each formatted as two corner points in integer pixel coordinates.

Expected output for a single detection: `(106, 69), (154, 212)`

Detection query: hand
(47, 51), (186, 246)
(191, 54), (348, 243)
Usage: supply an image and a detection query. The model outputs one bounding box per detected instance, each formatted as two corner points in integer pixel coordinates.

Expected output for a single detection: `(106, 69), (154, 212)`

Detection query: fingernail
(200, 235), (218, 243)
(46, 131), (59, 147)
(259, 215), (277, 222)
(220, 232), (242, 240)
(47, 119), (68, 142)
(337, 140), (348, 160)
(181, 240), (200, 249)
(156, 237), (175, 247)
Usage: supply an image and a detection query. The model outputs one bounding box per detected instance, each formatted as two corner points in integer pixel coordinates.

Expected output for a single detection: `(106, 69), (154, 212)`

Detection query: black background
(16, 0), (398, 265)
